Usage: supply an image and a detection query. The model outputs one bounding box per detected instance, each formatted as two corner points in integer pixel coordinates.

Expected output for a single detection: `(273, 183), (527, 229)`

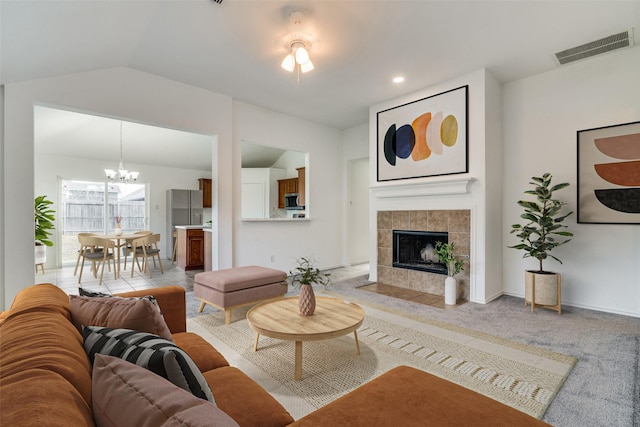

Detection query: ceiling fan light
(300, 59), (314, 73)
(281, 54), (295, 72)
(295, 46), (309, 65)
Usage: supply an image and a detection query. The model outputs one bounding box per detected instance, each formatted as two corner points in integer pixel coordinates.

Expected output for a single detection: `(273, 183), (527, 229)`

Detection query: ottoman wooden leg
(197, 301), (206, 313)
(225, 309), (232, 325)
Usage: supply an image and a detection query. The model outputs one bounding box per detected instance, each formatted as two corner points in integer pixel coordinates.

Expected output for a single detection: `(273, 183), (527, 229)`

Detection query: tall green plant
(35, 195), (56, 247)
(509, 173), (573, 273)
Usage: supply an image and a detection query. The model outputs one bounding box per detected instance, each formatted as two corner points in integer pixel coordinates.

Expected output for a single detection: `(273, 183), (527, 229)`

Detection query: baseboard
(501, 291), (640, 319)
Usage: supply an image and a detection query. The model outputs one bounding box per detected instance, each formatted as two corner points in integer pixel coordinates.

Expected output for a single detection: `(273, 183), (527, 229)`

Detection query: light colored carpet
(189, 298), (576, 420)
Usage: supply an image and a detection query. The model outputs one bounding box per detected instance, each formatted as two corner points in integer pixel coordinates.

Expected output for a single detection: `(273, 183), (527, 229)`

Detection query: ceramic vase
(298, 284), (316, 316)
(444, 277), (457, 305)
(115, 224), (122, 236)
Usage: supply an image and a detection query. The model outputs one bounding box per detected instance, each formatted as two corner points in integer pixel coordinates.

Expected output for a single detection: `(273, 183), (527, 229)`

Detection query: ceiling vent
(211, 0), (223, 4)
(554, 29), (634, 65)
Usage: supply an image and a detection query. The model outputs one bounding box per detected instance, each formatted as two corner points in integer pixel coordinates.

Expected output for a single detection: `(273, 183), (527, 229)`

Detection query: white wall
(2, 67), (233, 309)
(232, 101), (344, 272)
(502, 47), (640, 317)
(34, 152), (210, 268)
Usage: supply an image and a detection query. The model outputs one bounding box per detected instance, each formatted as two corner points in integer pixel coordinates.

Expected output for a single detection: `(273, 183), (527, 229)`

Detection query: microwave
(285, 193), (303, 210)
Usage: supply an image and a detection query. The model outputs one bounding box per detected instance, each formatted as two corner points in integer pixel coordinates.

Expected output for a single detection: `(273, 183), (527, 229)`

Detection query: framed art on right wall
(577, 120), (640, 224)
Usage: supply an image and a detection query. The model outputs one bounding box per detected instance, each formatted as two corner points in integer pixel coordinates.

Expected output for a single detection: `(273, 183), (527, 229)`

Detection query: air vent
(211, 0), (223, 3)
(554, 30), (634, 65)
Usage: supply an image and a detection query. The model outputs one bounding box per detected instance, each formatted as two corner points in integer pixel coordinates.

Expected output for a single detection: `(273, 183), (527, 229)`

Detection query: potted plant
(34, 195), (56, 272)
(289, 257), (331, 316)
(509, 173), (573, 314)
(435, 241), (465, 305)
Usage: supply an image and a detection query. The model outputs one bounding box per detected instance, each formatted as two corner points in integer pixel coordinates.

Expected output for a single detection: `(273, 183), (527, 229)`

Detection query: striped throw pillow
(83, 326), (214, 403)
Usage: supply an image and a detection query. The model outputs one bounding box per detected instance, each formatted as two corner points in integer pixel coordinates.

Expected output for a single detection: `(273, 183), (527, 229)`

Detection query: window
(60, 180), (146, 264)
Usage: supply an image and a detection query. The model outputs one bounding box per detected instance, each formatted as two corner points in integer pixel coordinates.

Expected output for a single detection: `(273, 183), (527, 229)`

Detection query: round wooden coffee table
(247, 296), (365, 380)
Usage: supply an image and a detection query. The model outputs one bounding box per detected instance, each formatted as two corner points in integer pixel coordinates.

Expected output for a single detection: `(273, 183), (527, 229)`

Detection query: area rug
(188, 301), (576, 421)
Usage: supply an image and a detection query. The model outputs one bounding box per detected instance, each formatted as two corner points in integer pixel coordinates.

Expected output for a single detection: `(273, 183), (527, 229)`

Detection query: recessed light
(392, 76), (405, 83)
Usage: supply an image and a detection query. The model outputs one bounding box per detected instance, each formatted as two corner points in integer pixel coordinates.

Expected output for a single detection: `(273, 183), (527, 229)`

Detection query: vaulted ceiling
(3, 1), (639, 130)
(3, 1), (639, 171)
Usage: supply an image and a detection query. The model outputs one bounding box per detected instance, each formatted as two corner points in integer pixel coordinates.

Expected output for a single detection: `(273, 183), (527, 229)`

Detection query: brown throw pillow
(69, 295), (173, 341)
(92, 354), (239, 427)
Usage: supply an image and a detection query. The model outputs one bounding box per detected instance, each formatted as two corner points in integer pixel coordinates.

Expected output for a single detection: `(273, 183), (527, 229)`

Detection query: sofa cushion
(0, 369), (94, 427)
(0, 309), (93, 406)
(172, 332), (230, 372)
(5, 283), (71, 319)
(117, 286), (187, 334)
(83, 326), (214, 403)
(92, 354), (239, 427)
(70, 295), (173, 341)
(78, 288), (163, 314)
(203, 366), (294, 427)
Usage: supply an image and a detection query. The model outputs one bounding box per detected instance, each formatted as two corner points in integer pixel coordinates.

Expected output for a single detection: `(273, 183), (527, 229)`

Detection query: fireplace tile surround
(377, 210), (471, 302)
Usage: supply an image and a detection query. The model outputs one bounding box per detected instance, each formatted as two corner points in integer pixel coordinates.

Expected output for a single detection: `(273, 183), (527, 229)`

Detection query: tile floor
(38, 258), (197, 297)
(358, 282), (466, 309)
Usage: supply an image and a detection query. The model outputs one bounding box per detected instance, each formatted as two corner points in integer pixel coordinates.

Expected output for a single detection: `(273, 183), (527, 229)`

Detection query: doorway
(348, 157), (369, 264)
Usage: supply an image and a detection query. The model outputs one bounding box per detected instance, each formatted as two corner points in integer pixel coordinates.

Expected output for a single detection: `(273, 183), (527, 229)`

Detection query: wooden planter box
(524, 270), (561, 315)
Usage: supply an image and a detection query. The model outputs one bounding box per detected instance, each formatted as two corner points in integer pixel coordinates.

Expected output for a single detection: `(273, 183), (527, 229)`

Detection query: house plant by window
(289, 257), (331, 316)
(509, 173), (573, 314)
(34, 195), (56, 272)
(435, 241), (465, 305)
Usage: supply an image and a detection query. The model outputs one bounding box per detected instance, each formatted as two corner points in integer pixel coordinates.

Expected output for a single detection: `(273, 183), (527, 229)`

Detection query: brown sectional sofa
(0, 284), (551, 426)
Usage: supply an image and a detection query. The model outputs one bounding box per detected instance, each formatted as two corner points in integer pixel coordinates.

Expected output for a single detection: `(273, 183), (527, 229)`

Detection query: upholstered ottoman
(194, 266), (288, 324)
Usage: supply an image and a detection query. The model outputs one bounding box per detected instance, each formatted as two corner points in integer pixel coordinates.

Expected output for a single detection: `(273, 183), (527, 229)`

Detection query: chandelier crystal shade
(104, 122), (139, 183)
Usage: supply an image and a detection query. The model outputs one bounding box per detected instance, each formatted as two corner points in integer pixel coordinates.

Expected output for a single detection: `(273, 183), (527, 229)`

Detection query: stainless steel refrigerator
(166, 189), (204, 257)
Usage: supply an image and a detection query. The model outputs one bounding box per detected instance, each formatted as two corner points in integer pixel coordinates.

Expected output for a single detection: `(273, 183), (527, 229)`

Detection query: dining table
(95, 232), (142, 279)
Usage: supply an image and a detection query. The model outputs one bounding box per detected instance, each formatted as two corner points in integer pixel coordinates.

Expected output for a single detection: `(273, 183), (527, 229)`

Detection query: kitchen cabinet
(198, 178), (212, 208)
(297, 167), (306, 207)
(277, 178), (298, 208)
(177, 227), (204, 270)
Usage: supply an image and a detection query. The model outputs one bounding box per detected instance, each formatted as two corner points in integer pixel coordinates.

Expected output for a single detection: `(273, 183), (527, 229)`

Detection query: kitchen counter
(175, 225), (206, 230)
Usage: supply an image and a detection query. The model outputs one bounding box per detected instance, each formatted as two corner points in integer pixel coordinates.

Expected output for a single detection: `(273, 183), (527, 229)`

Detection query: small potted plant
(509, 173), (573, 314)
(34, 195), (55, 272)
(289, 257), (331, 316)
(435, 241), (465, 305)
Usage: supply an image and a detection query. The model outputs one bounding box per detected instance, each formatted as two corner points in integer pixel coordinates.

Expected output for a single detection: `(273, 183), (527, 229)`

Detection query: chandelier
(280, 10), (314, 79)
(104, 121), (139, 183)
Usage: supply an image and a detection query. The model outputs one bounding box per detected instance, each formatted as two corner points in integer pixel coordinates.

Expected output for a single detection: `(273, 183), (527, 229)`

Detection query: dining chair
(171, 230), (178, 265)
(123, 230), (153, 271)
(73, 232), (101, 277)
(130, 234), (163, 278)
(77, 235), (116, 285)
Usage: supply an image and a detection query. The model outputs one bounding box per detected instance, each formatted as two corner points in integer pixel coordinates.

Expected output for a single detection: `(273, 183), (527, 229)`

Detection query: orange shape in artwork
(594, 160), (640, 186)
(411, 112), (432, 161)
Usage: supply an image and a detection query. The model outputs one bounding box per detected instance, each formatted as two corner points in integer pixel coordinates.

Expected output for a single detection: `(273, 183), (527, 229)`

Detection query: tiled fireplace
(377, 210), (471, 302)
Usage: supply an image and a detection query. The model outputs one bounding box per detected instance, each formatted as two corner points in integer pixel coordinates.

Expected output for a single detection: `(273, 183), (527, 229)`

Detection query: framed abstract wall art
(577, 120), (640, 224)
(377, 85), (468, 182)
